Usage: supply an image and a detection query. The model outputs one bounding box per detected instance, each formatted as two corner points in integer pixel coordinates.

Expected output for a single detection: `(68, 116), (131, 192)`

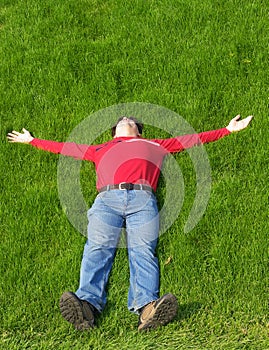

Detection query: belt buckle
(119, 182), (127, 190)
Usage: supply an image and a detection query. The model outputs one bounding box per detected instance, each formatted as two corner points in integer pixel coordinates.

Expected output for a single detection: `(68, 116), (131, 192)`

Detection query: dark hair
(111, 116), (143, 137)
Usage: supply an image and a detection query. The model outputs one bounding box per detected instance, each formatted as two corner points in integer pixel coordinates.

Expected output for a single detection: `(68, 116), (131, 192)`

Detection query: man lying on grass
(7, 114), (252, 331)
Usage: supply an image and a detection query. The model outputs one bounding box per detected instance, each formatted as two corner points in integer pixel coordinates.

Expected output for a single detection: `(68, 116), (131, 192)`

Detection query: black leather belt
(99, 183), (153, 193)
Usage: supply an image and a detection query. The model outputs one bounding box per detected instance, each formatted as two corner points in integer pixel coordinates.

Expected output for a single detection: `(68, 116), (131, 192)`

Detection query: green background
(1, 0), (268, 349)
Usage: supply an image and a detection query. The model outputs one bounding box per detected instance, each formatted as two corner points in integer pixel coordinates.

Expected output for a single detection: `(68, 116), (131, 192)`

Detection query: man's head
(111, 117), (143, 137)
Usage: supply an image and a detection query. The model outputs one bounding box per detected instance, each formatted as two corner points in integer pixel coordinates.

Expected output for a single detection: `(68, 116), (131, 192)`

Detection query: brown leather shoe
(59, 291), (96, 331)
(138, 293), (178, 331)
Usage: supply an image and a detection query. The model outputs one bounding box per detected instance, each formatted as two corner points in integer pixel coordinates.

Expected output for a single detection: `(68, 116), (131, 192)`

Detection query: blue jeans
(75, 189), (160, 314)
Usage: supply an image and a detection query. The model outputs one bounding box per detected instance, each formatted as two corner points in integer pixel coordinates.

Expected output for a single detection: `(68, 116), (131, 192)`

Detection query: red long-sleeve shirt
(30, 128), (230, 191)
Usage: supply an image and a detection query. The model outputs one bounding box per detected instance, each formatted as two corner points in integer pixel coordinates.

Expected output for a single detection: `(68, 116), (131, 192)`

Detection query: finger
(11, 130), (21, 136)
(245, 115), (253, 125)
(234, 114), (241, 121)
(22, 128), (28, 133)
(7, 135), (17, 140)
(7, 136), (17, 141)
(241, 115), (253, 124)
(239, 116), (253, 129)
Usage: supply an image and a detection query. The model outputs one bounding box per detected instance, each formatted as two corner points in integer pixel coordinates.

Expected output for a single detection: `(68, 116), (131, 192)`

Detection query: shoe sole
(59, 292), (94, 331)
(138, 293), (178, 331)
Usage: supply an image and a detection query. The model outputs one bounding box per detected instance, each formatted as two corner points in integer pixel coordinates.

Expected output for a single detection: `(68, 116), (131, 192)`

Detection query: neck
(114, 132), (140, 138)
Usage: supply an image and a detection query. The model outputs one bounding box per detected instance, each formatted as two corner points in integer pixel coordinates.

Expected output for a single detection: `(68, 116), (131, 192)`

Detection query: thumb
(233, 114), (241, 121)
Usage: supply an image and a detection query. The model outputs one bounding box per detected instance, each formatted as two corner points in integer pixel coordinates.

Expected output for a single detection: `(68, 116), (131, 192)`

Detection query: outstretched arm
(7, 128), (34, 144)
(7, 128), (96, 161)
(226, 115), (253, 132)
(153, 114), (253, 153)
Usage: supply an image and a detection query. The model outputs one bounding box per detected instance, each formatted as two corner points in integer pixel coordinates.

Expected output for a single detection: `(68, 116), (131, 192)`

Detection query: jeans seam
(132, 249), (138, 312)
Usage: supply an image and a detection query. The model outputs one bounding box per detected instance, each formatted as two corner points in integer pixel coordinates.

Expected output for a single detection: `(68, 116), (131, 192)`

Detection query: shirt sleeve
(151, 128), (231, 153)
(29, 138), (96, 161)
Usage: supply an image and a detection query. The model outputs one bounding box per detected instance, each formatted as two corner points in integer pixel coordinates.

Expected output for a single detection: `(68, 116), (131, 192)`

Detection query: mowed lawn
(1, 0), (268, 349)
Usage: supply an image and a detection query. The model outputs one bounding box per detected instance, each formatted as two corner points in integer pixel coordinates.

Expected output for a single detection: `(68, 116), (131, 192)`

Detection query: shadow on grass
(95, 300), (203, 330)
(176, 301), (203, 322)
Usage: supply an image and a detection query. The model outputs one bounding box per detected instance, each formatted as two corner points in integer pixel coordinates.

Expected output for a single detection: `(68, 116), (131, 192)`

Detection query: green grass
(1, 0), (268, 349)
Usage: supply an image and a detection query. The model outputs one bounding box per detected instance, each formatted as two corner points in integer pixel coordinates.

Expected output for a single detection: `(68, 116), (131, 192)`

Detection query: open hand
(226, 115), (253, 133)
(7, 128), (34, 144)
